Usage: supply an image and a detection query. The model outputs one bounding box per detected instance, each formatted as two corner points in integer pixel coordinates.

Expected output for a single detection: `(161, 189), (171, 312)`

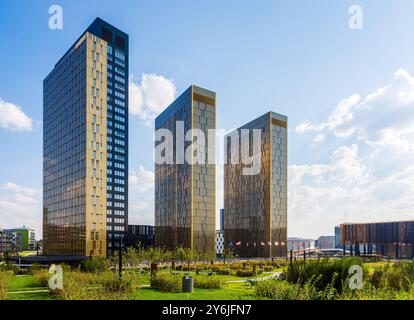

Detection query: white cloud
(129, 166), (155, 225)
(129, 74), (176, 125)
(129, 166), (155, 192)
(295, 69), (414, 151)
(0, 98), (33, 131)
(0, 182), (41, 238)
(313, 134), (325, 144)
(291, 69), (414, 238)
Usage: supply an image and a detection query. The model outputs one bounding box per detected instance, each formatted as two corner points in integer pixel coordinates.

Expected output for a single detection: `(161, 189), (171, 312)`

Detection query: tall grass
(0, 271), (14, 300)
(368, 260), (414, 291)
(282, 257), (364, 293)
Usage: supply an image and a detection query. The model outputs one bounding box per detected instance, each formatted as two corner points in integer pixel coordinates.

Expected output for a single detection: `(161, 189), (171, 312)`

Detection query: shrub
(150, 273), (182, 292)
(28, 264), (44, 275)
(51, 271), (98, 300)
(236, 268), (263, 277)
(33, 270), (50, 287)
(255, 279), (319, 300)
(80, 258), (108, 273)
(99, 272), (134, 293)
(0, 271), (14, 300)
(0, 264), (18, 275)
(229, 262), (244, 270)
(194, 276), (223, 289)
(211, 265), (234, 276)
(51, 270), (135, 300)
(264, 266), (273, 272)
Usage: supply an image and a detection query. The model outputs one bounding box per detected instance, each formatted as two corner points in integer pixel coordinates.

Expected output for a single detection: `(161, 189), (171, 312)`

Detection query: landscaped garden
(2, 246), (414, 300)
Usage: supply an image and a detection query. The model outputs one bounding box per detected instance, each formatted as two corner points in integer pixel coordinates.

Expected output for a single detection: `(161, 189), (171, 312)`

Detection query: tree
(222, 248), (237, 264)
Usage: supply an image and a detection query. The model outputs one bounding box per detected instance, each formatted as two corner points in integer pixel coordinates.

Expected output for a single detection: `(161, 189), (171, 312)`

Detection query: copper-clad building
(340, 221), (414, 258)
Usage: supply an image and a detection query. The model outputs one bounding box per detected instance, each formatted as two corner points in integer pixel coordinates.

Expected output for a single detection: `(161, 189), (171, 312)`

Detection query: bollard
(151, 263), (158, 277)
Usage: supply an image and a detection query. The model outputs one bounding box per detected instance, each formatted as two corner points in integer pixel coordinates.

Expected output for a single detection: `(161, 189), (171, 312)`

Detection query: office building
(4, 227), (36, 251)
(340, 221), (414, 258)
(219, 209), (224, 231)
(0, 229), (13, 253)
(43, 18), (129, 257)
(334, 226), (341, 249)
(126, 225), (155, 249)
(224, 112), (288, 258)
(287, 237), (315, 251)
(216, 230), (224, 256)
(155, 85), (216, 253)
(317, 236), (336, 250)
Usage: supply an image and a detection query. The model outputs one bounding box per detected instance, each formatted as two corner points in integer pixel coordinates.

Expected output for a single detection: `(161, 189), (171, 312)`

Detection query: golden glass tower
(43, 19), (129, 257)
(224, 112), (288, 258)
(155, 85), (216, 253)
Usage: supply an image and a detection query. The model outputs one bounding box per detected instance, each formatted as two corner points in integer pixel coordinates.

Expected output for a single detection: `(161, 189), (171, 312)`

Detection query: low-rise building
(126, 225), (155, 249)
(317, 235), (335, 250)
(4, 226), (36, 251)
(287, 237), (316, 251)
(0, 229), (13, 253)
(341, 220), (414, 258)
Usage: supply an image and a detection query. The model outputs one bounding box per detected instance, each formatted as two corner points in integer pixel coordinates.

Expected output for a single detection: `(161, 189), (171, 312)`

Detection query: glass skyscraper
(43, 18), (128, 257)
(224, 112), (288, 258)
(155, 85), (216, 253)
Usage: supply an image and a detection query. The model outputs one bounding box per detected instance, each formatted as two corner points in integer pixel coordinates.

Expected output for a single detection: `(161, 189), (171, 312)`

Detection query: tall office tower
(43, 18), (128, 257)
(224, 112), (287, 258)
(155, 85), (216, 253)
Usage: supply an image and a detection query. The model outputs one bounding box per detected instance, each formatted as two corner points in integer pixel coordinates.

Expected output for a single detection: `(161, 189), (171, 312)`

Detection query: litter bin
(182, 276), (194, 293)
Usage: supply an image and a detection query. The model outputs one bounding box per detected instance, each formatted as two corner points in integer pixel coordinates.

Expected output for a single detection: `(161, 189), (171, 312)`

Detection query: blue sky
(2, 0), (414, 239)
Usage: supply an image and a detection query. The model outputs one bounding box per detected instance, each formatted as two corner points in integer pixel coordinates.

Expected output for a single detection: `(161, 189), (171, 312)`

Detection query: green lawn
(4, 268), (280, 300)
(131, 282), (260, 300)
(6, 275), (52, 300)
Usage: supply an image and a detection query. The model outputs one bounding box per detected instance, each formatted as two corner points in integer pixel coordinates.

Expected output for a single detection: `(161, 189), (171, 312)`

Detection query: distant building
(341, 221), (414, 258)
(287, 238), (315, 251)
(334, 226), (341, 249)
(219, 209), (224, 231)
(0, 229), (13, 253)
(216, 230), (224, 256)
(317, 236), (335, 250)
(126, 225), (154, 249)
(4, 227), (36, 251)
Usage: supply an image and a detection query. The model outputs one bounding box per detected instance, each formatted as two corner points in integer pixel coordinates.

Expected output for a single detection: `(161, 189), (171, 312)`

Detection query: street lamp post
(118, 237), (123, 278)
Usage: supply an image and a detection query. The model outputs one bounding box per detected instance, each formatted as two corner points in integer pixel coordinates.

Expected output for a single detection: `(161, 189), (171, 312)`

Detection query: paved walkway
(225, 272), (282, 284)
(6, 289), (49, 294)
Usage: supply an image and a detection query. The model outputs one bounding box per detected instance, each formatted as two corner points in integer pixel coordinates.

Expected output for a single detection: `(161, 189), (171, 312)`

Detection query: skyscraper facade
(224, 112), (288, 258)
(43, 18), (128, 257)
(155, 85), (216, 253)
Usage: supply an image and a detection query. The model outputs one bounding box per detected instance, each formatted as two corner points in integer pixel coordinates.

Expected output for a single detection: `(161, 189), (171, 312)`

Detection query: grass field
(6, 275), (52, 300)
(6, 259), (404, 300)
(132, 282), (258, 300)
(3, 270), (271, 300)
